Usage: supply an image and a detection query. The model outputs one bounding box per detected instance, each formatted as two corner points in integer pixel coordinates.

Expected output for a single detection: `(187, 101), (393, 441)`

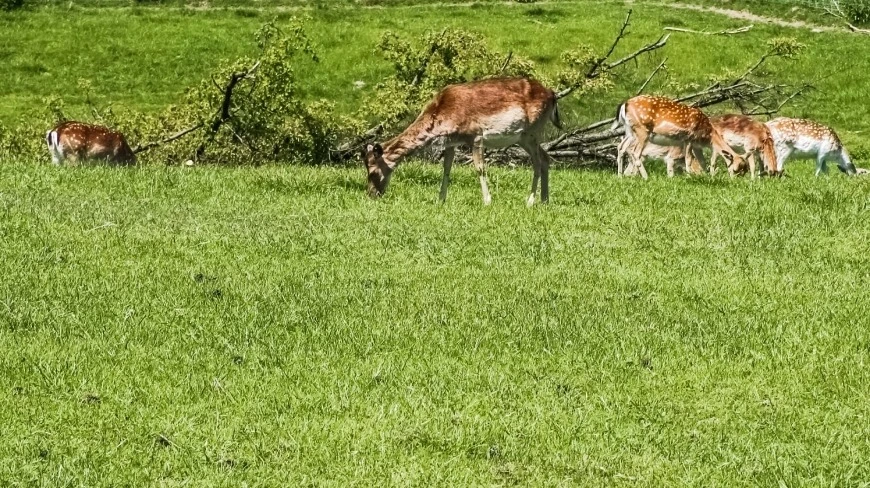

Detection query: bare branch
(132, 124), (204, 154)
(602, 33), (670, 73)
(636, 57), (668, 96)
(586, 9), (633, 79)
(499, 51), (513, 75)
(331, 124), (385, 159)
(848, 23), (870, 34)
(664, 25), (753, 36)
(556, 30), (670, 99)
(743, 84), (811, 117)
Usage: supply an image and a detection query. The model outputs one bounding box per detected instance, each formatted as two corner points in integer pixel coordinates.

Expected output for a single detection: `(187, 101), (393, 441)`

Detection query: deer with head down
(765, 117), (856, 176)
(362, 77), (561, 205)
(708, 114), (777, 179)
(613, 95), (745, 179)
(46, 121), (136, 166)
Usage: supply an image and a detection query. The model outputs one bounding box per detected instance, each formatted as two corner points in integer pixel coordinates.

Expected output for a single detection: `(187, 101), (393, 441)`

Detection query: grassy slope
(1, 160), (869, 486)
(2, 1), (870, 154)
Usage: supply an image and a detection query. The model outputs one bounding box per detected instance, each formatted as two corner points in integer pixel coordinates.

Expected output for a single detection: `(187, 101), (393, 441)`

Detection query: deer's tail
(611, 103), (626, 131)
(46, 130), (58, 150)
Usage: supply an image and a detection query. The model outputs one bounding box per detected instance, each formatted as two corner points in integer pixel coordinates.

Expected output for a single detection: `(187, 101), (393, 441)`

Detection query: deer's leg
(616, 136), (629, 176)
(439, 147), (455, 202)
(815, 153), (829, 177)
(709, 147), (721, 176)
(629, 127), (650, 180)
(471, 137), (492, 205)
(519, 140), (541, 206)
(537, 144), (550, 204)
(775, 146), (791, 176)
(688, 145), (705, 175)
(666, 153), (676, 178)
(746, 152), (757, 180)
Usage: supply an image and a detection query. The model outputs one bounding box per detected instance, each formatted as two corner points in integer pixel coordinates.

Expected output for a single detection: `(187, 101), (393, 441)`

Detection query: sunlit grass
(1, 158), (869, 485)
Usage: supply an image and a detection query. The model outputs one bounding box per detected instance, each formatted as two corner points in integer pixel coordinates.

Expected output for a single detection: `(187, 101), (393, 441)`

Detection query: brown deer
(765, 117), (856, 176)
(613, 95), (745, 179)
(46, 121), (136, 166)
(362, 77), (561, 205)
(708, 114), (777, 179)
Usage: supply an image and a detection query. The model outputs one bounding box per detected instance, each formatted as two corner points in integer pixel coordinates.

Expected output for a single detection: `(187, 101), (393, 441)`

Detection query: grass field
(2, 161), (870, 485)
(3, 0), (870, 486)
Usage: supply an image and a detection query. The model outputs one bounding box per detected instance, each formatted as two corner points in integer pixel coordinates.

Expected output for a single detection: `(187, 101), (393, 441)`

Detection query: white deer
(362, 77), (562, 205)
(765, 117), (856, 176)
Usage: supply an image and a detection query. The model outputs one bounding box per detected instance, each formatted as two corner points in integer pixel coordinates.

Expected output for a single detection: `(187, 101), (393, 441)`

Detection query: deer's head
(363, 143), (393, 198)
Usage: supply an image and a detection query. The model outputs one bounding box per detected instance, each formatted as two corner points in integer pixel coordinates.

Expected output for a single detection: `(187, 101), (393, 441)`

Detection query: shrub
(0, 0), (25, 11)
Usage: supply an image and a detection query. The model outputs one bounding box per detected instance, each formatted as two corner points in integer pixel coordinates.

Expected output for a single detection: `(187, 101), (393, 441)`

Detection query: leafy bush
(845, 0), (870, 25)
(0, 0), (25, 11)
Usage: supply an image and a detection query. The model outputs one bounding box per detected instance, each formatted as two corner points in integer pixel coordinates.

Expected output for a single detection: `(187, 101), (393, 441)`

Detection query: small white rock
(184, 159), (195, 167)
(353, 81), (366, 90)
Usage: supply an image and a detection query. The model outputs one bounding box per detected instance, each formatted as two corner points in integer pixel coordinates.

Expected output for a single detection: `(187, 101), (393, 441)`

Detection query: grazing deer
(708, 114), (777, 179)
(46, 121), (136, 166)
(362, 77), (561, 205)
(765, 117), (856, 176)
(617, 137), (706, 177)
(612, 95), (745, 179)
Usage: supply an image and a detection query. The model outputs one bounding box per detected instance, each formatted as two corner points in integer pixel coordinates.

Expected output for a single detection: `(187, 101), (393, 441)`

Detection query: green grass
(2, 159), (870, 485)
(3, 1), (870, 155)
(3, 1), (870, 485)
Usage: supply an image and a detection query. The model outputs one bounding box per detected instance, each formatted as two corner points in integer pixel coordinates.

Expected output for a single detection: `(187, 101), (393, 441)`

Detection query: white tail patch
(46, 130), (63, 165)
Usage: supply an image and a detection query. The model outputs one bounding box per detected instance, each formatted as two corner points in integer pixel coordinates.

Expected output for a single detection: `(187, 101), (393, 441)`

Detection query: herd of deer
(47, 77), (859, 205)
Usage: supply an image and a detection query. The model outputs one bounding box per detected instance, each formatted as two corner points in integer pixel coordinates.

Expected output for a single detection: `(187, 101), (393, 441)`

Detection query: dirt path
(656, 2), (843, 33)
(66, 0), (852, 34)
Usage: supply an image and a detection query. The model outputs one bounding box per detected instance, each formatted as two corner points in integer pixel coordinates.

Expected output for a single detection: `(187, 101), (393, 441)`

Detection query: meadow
(2, 0), (870, 486)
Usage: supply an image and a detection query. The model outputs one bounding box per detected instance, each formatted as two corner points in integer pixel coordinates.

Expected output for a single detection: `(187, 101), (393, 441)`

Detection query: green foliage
(0, 0), (25, 11)
(836, 0), (870, 25)
(767, 36), (807, 58)
(141, 17), (362, 165)
(555, 47), (614, 96)
(363, 28), (535, 128)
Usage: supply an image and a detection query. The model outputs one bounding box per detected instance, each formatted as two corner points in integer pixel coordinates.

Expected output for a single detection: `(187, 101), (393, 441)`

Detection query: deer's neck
(382, 115), (440, 168)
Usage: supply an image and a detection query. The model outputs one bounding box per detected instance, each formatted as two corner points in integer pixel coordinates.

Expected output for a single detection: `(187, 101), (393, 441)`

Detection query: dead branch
(587, 9), (633, 79)
(743, 84), (812, 117)
(600, 34), (670, 76)
(555, 10), (670, 99)
(499, 51), (514, 74)
(132, 61), (260, 156)
(636, 57), (668, 96)
(195, 61), (261, 160)
(132, 124), (204, 154)
(848, 23), (870, 34)
(664, 25), (753, 36)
